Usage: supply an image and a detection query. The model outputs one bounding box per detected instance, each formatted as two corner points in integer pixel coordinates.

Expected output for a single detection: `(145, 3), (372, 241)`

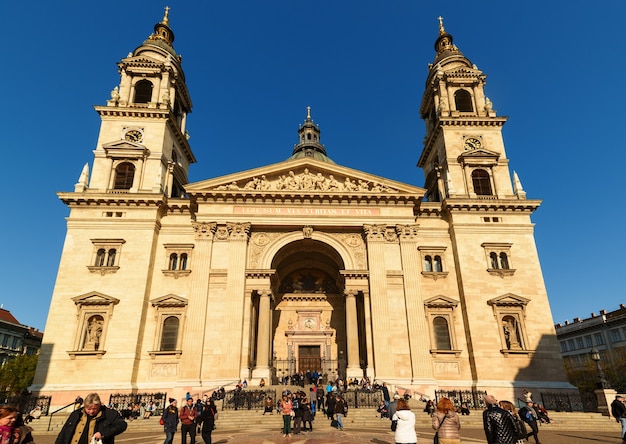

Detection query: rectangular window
(595, 333), (605, 345)
(560, 342), (568, 352)
(576, 338), (584, 349)
(611, 329), (622, 343)
(585, 335), (593, 347)
(2, 336), (8, 347)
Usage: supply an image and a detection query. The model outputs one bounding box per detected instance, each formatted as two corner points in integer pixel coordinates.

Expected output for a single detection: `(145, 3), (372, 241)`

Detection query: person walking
(161, 398), (179, 444)
(482, 394), (517, 444)
(611, 395), (626, 444)
(0, 405), (35, 444)
(334, 395), (345, 431)
(55, 393), (127, 444)
(432, 397), (461, 444)
(519, 401), (541, 444)
(392, 398), (417, 444)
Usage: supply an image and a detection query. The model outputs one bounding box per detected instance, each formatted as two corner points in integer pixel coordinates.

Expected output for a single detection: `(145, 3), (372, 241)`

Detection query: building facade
(555, 305), (626, 391)
(32, 11), (573, 406)
(0, 308), (43, 366)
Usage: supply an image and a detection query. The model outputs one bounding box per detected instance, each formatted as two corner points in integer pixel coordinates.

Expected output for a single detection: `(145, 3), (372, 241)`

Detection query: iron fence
(342, 389), (383, 409)
(108, 392), (167, 417)
(0, 393), (51, 415)
(220, 389), (275, 411)
(434, 389), (487, 409)
(540, 391), (587, 412)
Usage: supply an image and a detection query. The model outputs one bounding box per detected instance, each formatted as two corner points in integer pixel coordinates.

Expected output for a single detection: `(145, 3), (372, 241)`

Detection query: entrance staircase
(26, 403), (611, 435)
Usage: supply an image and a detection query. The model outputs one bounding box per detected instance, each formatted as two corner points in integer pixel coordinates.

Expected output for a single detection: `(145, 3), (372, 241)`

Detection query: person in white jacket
(392, 398), (417, 444)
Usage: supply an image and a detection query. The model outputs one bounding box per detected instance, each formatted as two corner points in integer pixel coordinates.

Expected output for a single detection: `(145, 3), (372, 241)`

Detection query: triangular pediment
(424, 295), (459, 308)
(459, 148), (499, 159)
(185, 157), (425, 198)
(72, 291), (120, 306)
(151, 294), (188, 307)
(102, 140), (149, 158)
(121, 55), (162, 67)
(487, 293), (530, 307)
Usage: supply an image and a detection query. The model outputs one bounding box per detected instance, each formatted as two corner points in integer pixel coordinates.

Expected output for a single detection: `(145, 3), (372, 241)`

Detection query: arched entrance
(269, 239), (347, 383)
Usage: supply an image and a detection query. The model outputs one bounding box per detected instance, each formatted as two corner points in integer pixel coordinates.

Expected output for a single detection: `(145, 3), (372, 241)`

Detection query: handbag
(159, 417), (164, 425)
(391, 419), (398, 431)
(434, 414), (447, 444)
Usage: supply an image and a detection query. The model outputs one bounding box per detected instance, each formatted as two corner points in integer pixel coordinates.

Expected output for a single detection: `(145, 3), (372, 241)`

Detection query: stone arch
(258, 230), (357, 271)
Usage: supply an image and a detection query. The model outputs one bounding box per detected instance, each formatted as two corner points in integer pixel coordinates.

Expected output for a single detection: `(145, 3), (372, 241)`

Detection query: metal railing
(0, 392), (51, 416)
(220, 389), (275, 411)
(108, 392), (167, 418)
(540, 391), (587, 412)
(434, 389), (487, 409)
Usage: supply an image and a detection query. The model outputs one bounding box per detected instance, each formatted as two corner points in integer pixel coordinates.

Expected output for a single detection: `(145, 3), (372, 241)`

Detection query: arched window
(454, 89), (473, 112)
(134, 80), (153, 104)
(168, 253), (178, 271)
(160, 316), (179, 351)
(106, 249), (116, 267)
(424, 255), (433, 272)
(472, 169), (492, 196)
(95, 249), (106, 267)
(499, 252), (510, 270)
(180, 253), (188, 270)
(114, 162), (135, 190)
(433, 255), (443, 272)
(490, 252), (499, 269)
(433, 316), (452, 350)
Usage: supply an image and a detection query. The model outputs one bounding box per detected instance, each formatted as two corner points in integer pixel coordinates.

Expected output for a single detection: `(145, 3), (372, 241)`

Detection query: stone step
(28, 407), (609, 435)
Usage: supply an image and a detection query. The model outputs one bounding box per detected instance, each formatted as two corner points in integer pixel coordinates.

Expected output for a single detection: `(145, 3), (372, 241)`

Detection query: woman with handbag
(391, 399), (417, 444)
(431, 397), (461, 444)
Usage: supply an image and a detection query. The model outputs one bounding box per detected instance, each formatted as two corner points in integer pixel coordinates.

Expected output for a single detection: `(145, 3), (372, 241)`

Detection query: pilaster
(396, 224), (434, 383)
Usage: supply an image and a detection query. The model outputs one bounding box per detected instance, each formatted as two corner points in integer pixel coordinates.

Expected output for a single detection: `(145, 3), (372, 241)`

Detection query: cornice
(443, 198), (541, 213)
(58, 192), (167, 208)
(439, 116), (507, 127)
(191, 192), (421, 207)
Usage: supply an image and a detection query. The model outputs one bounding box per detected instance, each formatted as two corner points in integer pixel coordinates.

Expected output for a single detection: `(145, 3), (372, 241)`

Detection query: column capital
(363, 224), (397, 242)
(227, 222), (251, 240)
(396, 224), (420, 242)
(192, 222), (217, 240)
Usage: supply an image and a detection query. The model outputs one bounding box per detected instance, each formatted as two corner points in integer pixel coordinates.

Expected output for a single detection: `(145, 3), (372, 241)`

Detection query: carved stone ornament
(213, 168), (398, 193)
(192, 222), (216, 240)
(303, 225), (313, 238)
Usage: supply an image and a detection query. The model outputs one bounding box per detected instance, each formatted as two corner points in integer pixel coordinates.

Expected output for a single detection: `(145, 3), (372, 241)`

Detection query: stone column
(345, 290), (361, 378)
(396, 224), (435, 385)
(252, 289), (272, 381)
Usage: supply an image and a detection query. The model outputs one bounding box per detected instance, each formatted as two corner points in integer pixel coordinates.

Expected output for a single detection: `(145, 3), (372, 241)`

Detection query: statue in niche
(502, 316), (522, 350)
(84, 315), (104, 351)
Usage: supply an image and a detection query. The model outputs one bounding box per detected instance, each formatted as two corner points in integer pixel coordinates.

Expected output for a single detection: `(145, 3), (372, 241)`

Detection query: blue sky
(2, 1), (625, 331)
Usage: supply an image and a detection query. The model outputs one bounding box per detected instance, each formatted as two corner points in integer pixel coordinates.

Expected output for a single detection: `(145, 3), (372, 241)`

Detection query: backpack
(514, 417), (527, 440)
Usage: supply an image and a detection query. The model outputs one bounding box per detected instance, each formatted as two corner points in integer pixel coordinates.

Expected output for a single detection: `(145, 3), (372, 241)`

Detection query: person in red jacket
(178, 398), (198, 444)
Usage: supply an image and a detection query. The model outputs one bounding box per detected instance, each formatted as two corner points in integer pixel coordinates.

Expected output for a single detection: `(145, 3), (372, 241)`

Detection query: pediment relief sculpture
(213, 168), (399, 194)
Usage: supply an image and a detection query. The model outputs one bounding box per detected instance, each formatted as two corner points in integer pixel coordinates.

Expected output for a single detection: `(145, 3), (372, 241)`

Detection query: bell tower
(83, 7), (195, 198)
(418, 17), (524, 203)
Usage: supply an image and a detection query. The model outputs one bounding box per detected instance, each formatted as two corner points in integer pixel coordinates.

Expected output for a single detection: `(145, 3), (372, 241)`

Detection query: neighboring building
(0, 308), (43, 366)
(32, 11), (573, 407)
(555, 304), (626, 391)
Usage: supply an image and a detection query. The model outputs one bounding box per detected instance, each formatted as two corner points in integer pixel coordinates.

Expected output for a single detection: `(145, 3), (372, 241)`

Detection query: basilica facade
(32, 11), (573, 406)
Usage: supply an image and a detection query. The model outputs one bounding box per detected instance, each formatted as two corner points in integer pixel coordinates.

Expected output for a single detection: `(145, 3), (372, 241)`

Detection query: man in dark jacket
(519, 401), (541, 444)
(482, 394), (517, 444)
(55, 393), (127, 444)
(162, 398), (179, 444)
(611, 395), (626, 444)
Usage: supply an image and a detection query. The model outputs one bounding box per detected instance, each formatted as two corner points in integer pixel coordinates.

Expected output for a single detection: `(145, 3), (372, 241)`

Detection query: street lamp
(590, 347), (610, 389)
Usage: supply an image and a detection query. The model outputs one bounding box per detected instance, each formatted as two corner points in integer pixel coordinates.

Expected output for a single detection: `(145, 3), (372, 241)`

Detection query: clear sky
(2, 1), (625, 331)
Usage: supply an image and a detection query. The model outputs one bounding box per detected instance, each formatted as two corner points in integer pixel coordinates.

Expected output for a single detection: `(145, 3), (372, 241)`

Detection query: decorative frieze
(214, 168), (398, 193)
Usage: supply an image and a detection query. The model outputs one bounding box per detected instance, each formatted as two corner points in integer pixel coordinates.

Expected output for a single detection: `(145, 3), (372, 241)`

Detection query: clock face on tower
(124, 129), (143, 143)
(464, 137), (482, 150)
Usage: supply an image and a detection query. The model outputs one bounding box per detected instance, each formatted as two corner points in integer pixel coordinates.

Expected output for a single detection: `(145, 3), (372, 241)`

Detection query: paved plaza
(33, 425), (621, 444)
